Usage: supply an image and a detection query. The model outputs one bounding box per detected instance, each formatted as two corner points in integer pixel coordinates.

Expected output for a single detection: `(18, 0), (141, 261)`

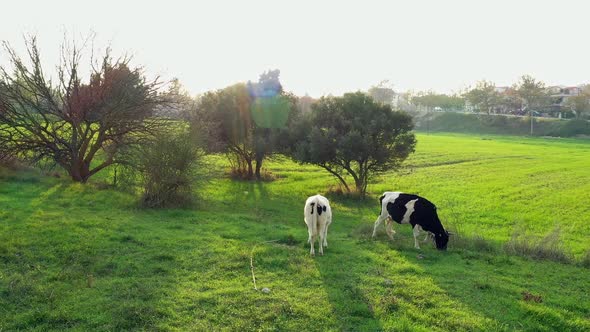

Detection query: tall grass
(504, 226), (572, 263)
(450, 225), (576, 265)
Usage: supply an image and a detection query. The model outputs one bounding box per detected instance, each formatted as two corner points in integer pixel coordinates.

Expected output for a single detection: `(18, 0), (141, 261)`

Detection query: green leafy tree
(514, 75), (551, 134)
(412, 92), (464, 111)
(464, 80), (500, 114)
(195, 83), (255, 177)
(287, 92), (416, 196)
(368, 80), (395, 105)
(193, 70), (296, 179)
(514, 75), (550, 113)
(498, 88), (522, 114)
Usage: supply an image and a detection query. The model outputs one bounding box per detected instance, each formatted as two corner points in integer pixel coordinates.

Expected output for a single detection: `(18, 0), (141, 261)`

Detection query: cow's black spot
(310, 202), (315, 214)
(317, 204), (323, 216)
(386, 194), (420, 224)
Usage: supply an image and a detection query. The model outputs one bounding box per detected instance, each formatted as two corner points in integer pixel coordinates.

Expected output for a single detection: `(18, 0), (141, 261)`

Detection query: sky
(2, 0), (590, 97)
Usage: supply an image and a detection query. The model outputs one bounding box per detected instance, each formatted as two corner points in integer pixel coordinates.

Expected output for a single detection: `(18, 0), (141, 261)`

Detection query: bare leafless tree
(0, 36), (168, 182)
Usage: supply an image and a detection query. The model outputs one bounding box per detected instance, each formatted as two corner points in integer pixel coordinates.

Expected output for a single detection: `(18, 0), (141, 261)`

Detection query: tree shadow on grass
(402, 242), (590, 331)
(344, 221), (507, 331)
(0, 175), (180, 330)
(313, 239), (385, 331)
(364, 222), (590, 331)
(214, 179), (272, 210)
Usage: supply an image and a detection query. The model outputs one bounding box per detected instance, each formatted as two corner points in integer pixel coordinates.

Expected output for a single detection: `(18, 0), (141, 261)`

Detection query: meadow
(1, 132), (589, 331)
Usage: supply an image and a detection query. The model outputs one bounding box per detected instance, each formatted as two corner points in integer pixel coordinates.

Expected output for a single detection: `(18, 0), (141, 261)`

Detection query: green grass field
(1, 133), (589, 331)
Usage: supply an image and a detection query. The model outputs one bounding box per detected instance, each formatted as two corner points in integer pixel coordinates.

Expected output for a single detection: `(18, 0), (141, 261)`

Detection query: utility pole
(530, 109), (534, 135)
(426, 106), (430, 135)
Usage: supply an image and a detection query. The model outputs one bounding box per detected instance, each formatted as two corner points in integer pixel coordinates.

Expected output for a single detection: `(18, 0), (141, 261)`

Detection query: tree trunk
(255, 157), (263, 180)
(344, 165), (361, 193)
(320, 165), (351, 192)
(246, 159), (254, 179)
(70, 170), (83, 182)
(355, 177), (367, 197)
(69, 160), (91, 183)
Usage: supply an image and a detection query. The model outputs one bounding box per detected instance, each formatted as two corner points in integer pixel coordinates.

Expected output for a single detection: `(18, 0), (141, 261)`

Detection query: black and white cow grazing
(304, 194), (333, 256)
(372, 192), (450, 250)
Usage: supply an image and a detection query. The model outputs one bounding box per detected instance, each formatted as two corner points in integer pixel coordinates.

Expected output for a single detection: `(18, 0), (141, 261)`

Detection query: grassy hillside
(376, 133), (590, 256)
(1, 133), (589, 331)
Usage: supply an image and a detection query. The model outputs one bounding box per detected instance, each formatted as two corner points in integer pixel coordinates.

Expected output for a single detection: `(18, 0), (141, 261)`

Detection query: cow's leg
(384, 217), (395, 240)
(372, 214), (388, 238)
(413, 225), (422, 249)
(319, 221), (327, 255)
(308, 223), (316, 256)
(323, 218), (330, 248)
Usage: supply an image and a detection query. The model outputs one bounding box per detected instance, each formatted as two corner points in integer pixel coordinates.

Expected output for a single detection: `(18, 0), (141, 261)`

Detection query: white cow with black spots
(372, 192), (450, 250)
(304, 194), (332, 256)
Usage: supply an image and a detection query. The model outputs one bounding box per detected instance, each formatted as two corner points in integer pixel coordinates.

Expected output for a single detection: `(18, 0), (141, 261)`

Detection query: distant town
(297, 77), (590, 120)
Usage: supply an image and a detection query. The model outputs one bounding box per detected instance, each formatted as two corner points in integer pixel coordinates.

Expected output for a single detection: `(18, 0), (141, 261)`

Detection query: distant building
(548, 85), (583, 118)
(494, 86), (510, 94)
(297, 94), (315, 114)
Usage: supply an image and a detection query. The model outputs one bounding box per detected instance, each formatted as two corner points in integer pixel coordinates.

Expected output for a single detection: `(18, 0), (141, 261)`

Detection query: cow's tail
(305, 199), (319, 238)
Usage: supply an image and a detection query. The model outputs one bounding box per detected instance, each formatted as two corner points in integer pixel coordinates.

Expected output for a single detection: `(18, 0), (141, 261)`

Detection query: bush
(557, 119), (590, 137)
(138, 130), (208, 208)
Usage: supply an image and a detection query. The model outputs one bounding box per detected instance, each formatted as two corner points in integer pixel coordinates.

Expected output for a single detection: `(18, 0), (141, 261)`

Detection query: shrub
(137, 130), (208, 208)
(415, 112), (590, 137)
(558, 119), (590, 137)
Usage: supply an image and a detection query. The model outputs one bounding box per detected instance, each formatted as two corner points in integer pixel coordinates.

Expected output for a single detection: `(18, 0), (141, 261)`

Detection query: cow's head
(434, 231), (449, 250)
